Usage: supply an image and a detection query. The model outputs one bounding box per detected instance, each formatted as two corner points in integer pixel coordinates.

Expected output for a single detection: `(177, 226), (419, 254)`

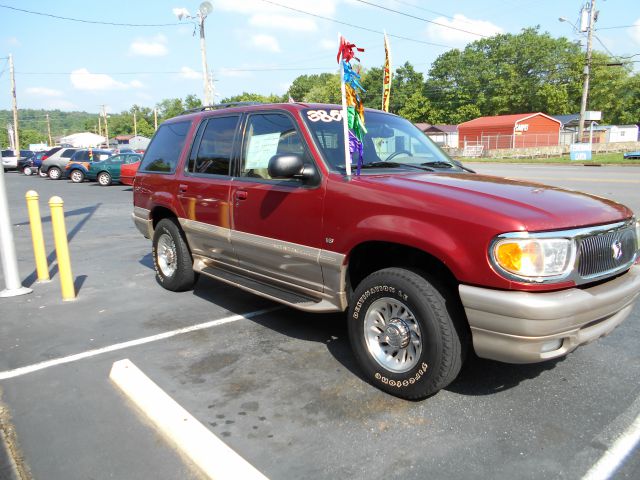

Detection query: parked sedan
(87, 153), (142, 186)
(65, 149), (112, 183)
(19, 151), (44, 175)
(623, 151), (640, 160)
(119, 158), (141, 186)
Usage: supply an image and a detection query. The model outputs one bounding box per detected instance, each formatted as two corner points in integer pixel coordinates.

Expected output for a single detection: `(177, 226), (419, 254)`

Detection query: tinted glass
(303, 108), (460, 174)
(192, 116), (239, 176)
(139, 121), (191, 173)
(61, 149), (77, 158)
(241, 113), (305, 180)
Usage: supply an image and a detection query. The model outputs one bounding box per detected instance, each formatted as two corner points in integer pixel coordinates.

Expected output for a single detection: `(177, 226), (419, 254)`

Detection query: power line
(0, 3), (188, 27)
(257, 0), (454, 48)
(351, 0), (489, 37)
(596, 24), (640, 30)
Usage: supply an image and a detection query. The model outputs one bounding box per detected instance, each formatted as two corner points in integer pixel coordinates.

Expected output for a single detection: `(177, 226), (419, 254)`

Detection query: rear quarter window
(139, 121), (191, 174)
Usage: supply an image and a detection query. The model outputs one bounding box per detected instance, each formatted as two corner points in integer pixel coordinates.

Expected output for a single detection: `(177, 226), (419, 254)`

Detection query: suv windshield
(303, 108), (461, 174)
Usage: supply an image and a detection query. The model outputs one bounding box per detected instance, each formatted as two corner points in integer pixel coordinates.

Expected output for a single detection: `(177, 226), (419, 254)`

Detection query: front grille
(577, 224), (637, 278)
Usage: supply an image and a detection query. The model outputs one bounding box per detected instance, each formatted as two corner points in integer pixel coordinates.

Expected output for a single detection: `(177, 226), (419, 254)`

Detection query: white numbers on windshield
(306, 109), (343, 122)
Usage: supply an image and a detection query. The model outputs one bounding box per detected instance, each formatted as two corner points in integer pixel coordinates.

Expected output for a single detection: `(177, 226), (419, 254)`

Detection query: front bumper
(459, 265), (640, 363)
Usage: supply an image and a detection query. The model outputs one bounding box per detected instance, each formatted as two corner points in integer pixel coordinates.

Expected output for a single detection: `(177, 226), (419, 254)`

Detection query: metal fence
(462, 133), (576, 152)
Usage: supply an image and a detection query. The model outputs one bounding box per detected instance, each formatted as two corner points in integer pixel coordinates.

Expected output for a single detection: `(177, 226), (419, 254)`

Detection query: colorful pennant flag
(382, 32), (392, 113)
(337, 34), (366, 176)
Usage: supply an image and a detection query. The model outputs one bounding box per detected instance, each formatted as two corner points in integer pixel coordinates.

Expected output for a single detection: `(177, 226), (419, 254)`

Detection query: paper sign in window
(245, 133), (281, 169)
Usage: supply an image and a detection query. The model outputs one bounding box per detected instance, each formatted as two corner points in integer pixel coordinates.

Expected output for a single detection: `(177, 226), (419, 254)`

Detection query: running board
(198, 265), (341, 312)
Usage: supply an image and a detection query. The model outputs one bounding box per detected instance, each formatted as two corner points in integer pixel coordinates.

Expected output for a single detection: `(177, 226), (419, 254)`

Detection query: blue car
(623, 151), (640, 160)
(17, 151), (42, 176)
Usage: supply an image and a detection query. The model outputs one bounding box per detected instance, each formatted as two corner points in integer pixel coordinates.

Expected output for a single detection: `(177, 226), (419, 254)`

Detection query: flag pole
(338, 33), (352, 177)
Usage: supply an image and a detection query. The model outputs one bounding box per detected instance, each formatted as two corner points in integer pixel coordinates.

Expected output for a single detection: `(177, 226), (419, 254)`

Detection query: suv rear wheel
(70, 170), (85, 183)
(152, 218), (197, 292)
(348, 268), (466, 400)
(97, 171), (112, 186)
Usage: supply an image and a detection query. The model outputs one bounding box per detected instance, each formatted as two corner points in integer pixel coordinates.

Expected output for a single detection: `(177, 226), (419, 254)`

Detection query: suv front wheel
(152, 218), (197, 292)
(348, 268), (466, 400)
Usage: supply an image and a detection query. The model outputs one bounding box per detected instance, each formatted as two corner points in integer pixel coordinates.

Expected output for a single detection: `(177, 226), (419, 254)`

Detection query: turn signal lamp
(492, 238), (573, 281)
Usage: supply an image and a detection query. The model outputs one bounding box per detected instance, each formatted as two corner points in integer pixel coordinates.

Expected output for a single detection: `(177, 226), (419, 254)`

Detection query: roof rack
(179, 101), (263, 116)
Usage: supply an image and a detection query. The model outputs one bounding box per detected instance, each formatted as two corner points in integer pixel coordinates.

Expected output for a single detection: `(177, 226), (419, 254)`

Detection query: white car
(2, 149), (20, 170)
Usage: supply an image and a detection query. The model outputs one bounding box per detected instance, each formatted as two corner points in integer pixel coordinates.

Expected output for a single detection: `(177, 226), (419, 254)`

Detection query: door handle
(235, 190), (248, 200)
(178, 184), (188, 193)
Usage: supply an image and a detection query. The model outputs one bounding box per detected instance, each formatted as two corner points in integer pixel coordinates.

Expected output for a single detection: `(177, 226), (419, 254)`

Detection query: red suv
(133, 103), (640, 399)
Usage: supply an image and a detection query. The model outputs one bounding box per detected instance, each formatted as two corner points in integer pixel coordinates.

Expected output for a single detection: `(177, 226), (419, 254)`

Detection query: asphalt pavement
(0, 164), (639, 479)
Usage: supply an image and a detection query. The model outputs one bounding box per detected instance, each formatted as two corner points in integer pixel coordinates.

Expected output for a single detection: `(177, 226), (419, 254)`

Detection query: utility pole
(101, 105), (109, 149)
(98, 114), (102, 140)
(9, 54), (19, 155)
(133, 109), (137, 136)
(154, 108), (158, 131)
(46, 113), (52, 146)
(174, 2), (214, 106)
(577, 0), (596, 143)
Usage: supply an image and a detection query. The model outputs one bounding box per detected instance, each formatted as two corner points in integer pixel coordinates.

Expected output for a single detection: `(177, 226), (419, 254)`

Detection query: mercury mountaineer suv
(132, 102), (640, 400)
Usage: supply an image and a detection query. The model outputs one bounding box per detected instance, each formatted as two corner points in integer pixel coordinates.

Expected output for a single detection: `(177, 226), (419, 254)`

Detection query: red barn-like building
(458, 113), (561, 150)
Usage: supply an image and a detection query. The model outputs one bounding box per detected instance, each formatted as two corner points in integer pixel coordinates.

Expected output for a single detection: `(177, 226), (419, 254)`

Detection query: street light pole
(577, 0), (596, 143)
(174, 2), (214, 106)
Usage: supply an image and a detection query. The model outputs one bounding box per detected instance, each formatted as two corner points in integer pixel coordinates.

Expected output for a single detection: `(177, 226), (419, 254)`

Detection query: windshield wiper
(420, 161), (456, 169)
(358, 161), (435, 171)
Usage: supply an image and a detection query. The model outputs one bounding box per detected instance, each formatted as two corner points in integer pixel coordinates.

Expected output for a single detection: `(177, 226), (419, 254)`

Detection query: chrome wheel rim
(364, 297), (422, 373)
(24, 167), (32, 175)
(71, 170), (83, 182)
(49, 168), (60, 179)
(98, 173), (109, 185)
(157, 233), (177, 277)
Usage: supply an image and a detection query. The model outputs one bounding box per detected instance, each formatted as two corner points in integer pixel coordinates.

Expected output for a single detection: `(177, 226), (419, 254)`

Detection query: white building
(59, 132), (106, 148)
(591, 125), (639, 143)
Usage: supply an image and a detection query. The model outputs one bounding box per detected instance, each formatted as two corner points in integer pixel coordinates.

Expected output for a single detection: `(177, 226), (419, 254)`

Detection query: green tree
(398, 90), (433, 122)
(220, 92), (284, 103)
(426, 28), (584, 122)
(156, 98), (184, 121)
(287, 73), (337, 102)
(184, 94), (202, 110)
(390, 62), (425, 115)
(136, 117), (155, 138)
(303, 74), (341, 103)
(360, 67), (383, 109)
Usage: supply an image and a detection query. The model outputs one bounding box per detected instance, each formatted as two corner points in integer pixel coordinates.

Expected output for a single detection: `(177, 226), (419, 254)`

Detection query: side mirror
(268, 154), (306, 179)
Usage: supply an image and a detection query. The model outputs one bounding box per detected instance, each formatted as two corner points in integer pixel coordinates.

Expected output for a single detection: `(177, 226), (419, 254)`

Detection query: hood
(360, 172), (633, 232)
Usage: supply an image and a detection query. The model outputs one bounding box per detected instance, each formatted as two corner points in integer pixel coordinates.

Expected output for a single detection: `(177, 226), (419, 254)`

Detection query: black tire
(23, 166), (33, 176)
(97, 171), (112, 186)
(48, 166), (62, 180)
(152, 218), (197, 292)
(348, 268), (467, 400)
(70, 169), (85, 183)
(38, 168), (48, 178)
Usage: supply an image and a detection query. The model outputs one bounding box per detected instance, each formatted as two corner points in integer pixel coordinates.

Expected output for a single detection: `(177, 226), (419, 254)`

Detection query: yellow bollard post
(25, 190), (50, 282)
(48, 196), (75, 301)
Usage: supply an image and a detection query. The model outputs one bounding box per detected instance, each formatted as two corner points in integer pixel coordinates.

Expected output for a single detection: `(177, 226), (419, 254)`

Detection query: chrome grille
(577, 225), (637, 278)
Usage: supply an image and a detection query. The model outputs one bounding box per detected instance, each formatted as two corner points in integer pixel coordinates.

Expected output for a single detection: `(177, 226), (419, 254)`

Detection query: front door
(230, 111), (325, 294)
(176, 115), (240, 268)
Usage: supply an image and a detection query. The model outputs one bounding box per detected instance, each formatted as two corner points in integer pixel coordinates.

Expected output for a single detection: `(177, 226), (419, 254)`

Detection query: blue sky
(0, 0), (638, 115)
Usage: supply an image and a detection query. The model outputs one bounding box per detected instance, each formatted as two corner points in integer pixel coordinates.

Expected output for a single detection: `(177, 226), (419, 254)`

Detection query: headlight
(491, 237), (574, 281)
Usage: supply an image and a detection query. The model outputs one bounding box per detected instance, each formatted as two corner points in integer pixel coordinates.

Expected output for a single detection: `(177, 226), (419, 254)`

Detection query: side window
(191, 116), (239, 176)
(241, 113), (306, 180)
(139, 121), (191, 173)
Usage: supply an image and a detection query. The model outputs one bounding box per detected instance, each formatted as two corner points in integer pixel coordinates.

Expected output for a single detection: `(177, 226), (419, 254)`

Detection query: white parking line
(110, 359), (269, 480)
(0, 307), (280, 381)
(582, 412), (640, 480)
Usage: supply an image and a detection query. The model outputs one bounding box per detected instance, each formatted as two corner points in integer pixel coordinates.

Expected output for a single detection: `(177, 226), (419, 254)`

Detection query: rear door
(176, 114), (241, 268)
(229, 111), (326, 293)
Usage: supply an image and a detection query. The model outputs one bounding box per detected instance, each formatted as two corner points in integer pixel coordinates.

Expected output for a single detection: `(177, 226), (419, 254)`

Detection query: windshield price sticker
(306, 109), (343, 122)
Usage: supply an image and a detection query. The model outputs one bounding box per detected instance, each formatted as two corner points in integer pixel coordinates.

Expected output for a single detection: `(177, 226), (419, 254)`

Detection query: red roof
(459, 113), (561, 128)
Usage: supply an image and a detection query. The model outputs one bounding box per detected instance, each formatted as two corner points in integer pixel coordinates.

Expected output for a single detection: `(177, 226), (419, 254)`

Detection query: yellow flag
(382, 32), (392, 112)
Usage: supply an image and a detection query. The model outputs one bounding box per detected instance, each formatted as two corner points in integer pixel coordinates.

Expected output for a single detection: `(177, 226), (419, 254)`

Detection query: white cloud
(180, 66), (201, 80)
(250, 34), (280, 53)
(425, 14), (503, 46)
(320, 39), (335, 50)
(630, 18), (640, 45)
(249, 14), (317, 32)
(172, 7), (191, 20)
(25, 87), (63, 97)
(129, 34), (168, 57)
(70, 68), (140, 91)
